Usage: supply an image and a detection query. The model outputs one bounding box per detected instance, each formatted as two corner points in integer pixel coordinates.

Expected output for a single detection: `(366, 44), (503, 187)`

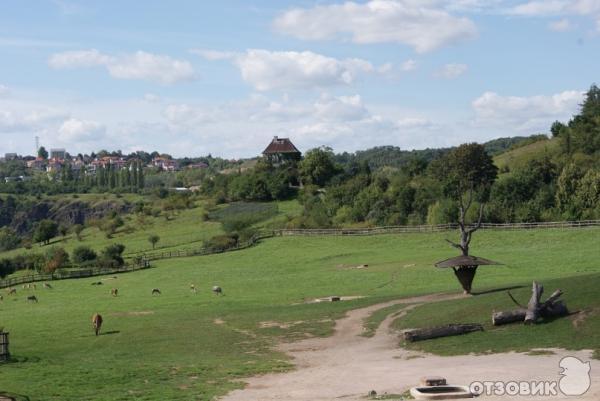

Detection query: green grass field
(1, 227), (599, 400)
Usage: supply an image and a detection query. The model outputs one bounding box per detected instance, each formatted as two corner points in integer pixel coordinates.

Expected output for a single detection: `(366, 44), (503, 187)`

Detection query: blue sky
(1, 0), (599, 158)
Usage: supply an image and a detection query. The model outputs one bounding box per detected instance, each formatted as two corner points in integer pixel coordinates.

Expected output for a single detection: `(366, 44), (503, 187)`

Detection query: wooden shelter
(435, 255), (501, 294)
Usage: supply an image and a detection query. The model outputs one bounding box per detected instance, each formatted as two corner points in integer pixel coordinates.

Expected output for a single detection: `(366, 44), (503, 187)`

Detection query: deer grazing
(212, 286), (222, 296)
(111, 288), (118, 297)
(27, 295), (38, 303)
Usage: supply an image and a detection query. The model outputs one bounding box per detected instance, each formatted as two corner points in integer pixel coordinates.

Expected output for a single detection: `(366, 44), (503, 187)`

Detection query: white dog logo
(559, 356), (591, 396)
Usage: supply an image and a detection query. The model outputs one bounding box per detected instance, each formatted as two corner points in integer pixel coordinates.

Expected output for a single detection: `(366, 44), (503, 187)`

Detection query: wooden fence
(138, 232), (274, 262)
(275, 220), (600, 236)
(0, 259), (150, 290)
(0, 332), (9, 362)
(2, 219), (598, 287)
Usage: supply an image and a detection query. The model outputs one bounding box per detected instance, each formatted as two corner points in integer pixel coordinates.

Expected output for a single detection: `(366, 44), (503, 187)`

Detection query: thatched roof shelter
(435, 255), (501, 268)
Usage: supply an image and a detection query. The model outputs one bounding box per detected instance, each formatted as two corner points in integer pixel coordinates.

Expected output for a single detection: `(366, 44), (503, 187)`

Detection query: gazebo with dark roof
(262, 136), (301, 164)
(435, 254), (502, 294)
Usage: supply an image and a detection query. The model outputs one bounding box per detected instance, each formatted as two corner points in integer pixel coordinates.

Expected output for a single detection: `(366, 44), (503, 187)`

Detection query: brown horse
(92, 313), (103, 336)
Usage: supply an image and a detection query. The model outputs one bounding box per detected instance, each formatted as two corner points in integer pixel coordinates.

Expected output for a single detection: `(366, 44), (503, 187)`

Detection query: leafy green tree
(44, 247), (69, 273)
(99, 243), (126, 267)
(33, 219), (59, 245)
(58, 224), (69, 240)
(72, 224), (84, 241)
(72, 246), (97, 264)
(568, 84), (600, 154)
(38, 146), (48, 160)
(436, 143), (498, 256)
(0, 227), (21, 251)
(299, 147), (339, 187)
(148, 234), (160, 250)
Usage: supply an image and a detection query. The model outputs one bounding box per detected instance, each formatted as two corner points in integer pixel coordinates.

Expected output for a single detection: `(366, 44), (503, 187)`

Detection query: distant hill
(493, 136), (559, 171)
(332, 135), (542, 170)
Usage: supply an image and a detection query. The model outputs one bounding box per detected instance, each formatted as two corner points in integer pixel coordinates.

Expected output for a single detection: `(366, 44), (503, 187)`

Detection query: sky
(1, 0), (599, 158)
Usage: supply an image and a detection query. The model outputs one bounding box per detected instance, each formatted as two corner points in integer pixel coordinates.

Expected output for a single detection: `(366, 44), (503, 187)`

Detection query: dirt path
(222, 293), (600, 400)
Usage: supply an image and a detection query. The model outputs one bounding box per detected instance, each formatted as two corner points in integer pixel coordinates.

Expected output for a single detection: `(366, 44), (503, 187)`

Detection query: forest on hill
(0, 84), (599, 256)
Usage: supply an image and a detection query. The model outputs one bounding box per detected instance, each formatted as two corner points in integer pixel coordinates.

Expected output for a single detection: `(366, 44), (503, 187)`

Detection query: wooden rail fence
(2, 219), (598, 287)
(275, 219), (600, 236)
(0, 259), (150, 289)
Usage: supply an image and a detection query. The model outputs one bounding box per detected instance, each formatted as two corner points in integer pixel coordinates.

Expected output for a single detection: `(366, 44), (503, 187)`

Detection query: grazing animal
(190, 284), (197, 293)
(212, 286), (222, 296)
(43, 283), (53, 289)
(111, 288), (118, 297)
(92, 313), (103, 336)
(0, 295), (3, 301)
(152, 288), (161, 295)
(27, 295), (38, 303)
(32, 284), (37, 290)
(7, 288), (16, 295)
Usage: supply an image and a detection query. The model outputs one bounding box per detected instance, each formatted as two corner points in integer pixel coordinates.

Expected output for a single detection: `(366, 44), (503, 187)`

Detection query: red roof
(262, 136), (300, 155)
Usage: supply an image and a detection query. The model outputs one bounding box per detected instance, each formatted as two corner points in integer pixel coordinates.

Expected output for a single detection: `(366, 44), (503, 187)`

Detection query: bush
(204, 234), (238, 250)
(72, 246), (97, 265)
(99, 243), (126, 267)
(0, 227), (21, 251)
(44, 247), (70, 273)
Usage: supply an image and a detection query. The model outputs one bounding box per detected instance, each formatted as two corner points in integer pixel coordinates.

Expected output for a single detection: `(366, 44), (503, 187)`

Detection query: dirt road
(222, 293), (599, 400)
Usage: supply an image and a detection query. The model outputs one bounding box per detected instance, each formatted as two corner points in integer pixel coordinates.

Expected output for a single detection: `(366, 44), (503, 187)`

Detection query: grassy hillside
(493, 137), (560, 171)
(0, 227), (599, 400)
(0, 200), (302, 261)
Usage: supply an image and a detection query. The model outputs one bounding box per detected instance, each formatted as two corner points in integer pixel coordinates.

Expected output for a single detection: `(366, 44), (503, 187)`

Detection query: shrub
(204, 234), (238, 250)
(72, 246), (97, 265)
(99, 243), (126, 267)
(44, 247), (69, 273)
(0, 227), (21, 251)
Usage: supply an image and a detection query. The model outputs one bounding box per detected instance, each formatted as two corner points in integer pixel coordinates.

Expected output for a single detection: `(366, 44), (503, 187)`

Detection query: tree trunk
(492, 309), (527, 325)
(524, 281), (543, 324)
(492, 282), (569, 326)
(404, 323), (483, 342)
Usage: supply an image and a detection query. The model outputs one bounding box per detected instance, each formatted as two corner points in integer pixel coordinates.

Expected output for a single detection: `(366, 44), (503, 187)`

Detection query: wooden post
(0, 331), (9, 362)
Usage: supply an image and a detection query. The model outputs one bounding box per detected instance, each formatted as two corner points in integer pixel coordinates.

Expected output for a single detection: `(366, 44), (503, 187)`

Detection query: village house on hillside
(262, 136), (301, 164)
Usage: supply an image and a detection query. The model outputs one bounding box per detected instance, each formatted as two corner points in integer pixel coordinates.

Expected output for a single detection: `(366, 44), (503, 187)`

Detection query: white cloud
(144, 93), (160, 103)
(0, 84), (9, 97)
(48, 49), (113, 68)
(273, 0), (477, 53)
(58, 118), (106, 142)
(233, 49), (376, 91)
(472, 90), (583, 132)
(549, 18), (572, 31)
(189, 49), (237, 61)
(508, 0), (600, 31)
(435, 63), (468, 79)
(314, 94), (369, 121)
(401, 59), (418, 72)
(48, 49), (196, 84)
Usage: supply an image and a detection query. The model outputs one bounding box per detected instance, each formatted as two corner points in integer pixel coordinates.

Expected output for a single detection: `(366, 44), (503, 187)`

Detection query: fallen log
(492, 309), (527, 326)
(492, 282), (569, 326)
(404, 323), (483, 342)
